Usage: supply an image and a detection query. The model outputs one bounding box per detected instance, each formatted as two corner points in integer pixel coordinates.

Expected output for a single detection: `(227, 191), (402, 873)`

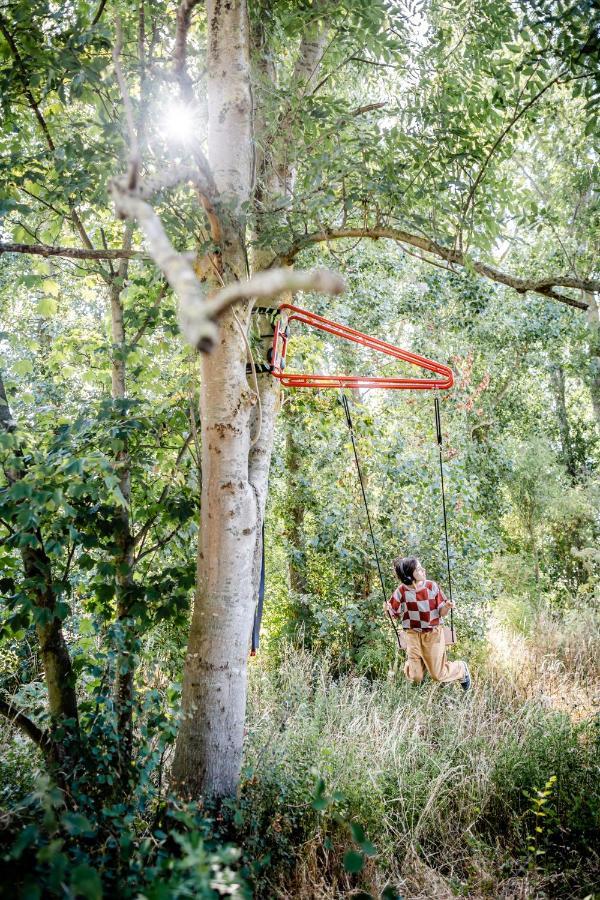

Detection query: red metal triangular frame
(270, 303), (454, 390)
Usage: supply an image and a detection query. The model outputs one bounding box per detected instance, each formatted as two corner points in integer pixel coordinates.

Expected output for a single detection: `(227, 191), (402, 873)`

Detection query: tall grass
(238, 608), (600, 899)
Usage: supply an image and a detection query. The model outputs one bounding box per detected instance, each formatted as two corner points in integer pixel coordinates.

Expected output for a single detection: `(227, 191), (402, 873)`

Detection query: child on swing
(387, 556), (471, 691)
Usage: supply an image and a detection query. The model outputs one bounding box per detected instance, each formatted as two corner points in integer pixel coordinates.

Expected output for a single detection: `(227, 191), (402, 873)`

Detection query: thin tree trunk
(109, 224), (138, 772)
(549, 362), (576, 478)
(586, 291), (600, 429)
(245, 11), (330, 637)
(248, 371), (280, 627)
(0, 373), (79, 757)
(285, 425), (308, 596)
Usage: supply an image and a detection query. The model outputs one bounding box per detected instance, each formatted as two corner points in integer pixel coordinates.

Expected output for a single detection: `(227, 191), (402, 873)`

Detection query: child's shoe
(460, 663), (472, 692)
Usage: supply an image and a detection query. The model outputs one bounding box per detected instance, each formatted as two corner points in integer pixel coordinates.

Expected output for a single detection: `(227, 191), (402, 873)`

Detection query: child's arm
(386, 591), (402, 618)
(436, 584), (455, 617)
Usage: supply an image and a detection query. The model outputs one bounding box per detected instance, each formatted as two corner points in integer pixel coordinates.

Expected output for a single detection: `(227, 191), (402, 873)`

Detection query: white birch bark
(171, 0), (255, 797)
(171, 0), (333, 797)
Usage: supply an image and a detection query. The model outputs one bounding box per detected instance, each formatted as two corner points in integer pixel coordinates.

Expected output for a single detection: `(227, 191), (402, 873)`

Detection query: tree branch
(0, 242), (146, 261)
(0, 695), (51, 754)
(203, 268), (345, 320)
(110, 178), (219, 349)
(111, 167), (345, 347)
(130, 282), (169, 346)
(173, 0), (201, 99)
(349, 102), (387, 117)
(134, 521), (184, 566)
(133, 431), (195, 552)
(278, 227), (593, 310)
(113, 17), (140, 190)
(461, 71), (564, 226)
(170, 2), (220, 239)
(0, 14), (55, 151)
(91, 0), (108, 27)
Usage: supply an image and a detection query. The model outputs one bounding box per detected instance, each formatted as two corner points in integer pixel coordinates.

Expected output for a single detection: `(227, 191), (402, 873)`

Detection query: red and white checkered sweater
(387, 580), (448, 631)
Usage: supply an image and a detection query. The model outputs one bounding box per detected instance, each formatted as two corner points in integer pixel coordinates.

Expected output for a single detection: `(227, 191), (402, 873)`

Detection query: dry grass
(243, 607), (600, 899)
(487, 604), (600, 722)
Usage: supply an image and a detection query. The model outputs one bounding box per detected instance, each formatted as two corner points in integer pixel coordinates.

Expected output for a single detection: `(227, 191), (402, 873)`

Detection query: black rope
(251, 520), (266, 654)
(434, 395), (454, 641)
(340, 393), (403, 653)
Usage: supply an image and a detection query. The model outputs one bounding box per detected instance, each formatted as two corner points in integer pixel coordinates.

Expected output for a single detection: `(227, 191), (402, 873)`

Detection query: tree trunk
(586, 291), (600, 429)
(285, 425), (307, 593)
(171, 308), (257, 797)
(171, 0), (255, 798)
(109, 226), (138, 773)
(549, 362), (576, 478)
(172, 0), (329, 798)
(248, 371), (280, 625)
(23, 544), (80, 732)
(0, 373), (79, 754)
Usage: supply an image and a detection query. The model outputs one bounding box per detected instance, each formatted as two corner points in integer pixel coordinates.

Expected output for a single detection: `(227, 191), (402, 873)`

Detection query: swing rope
(341, 392), (456, 652)
(434, 395), (455, 642)
(340, 393), (403, 653)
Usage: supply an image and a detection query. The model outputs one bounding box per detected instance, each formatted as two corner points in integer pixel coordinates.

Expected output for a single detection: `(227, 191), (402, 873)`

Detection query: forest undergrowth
(239, 605), (600, 900)
(1, 604), (598, 900)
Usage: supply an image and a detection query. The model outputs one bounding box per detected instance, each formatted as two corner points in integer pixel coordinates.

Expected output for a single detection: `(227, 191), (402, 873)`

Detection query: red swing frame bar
(270, 304), (454, 390)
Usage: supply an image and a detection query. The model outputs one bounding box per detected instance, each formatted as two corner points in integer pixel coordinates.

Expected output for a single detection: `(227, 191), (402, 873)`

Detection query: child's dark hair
(394, 556), (418, 586)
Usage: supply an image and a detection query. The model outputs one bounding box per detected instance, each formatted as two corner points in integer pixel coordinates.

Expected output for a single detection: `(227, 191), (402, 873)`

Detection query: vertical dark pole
(434, 395), (454, 641)
(251, 521), (266, 655)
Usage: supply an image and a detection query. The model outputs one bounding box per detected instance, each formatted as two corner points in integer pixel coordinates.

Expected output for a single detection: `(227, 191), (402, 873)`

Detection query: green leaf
(13, 359), (34, 376)
(62, 812), (95, 837)
(42, 279), (60, 297)
(36, 298), (58, 317)
(69, 863), (103, 899)
(10, 824), (39, 858)
(343, 850), (364, 873)
(55, 601), (71, 621)
(350, 822), (366, 844)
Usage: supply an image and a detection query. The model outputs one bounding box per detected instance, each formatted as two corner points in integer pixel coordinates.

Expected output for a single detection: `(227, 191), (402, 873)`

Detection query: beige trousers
(403, 626), (466, 685)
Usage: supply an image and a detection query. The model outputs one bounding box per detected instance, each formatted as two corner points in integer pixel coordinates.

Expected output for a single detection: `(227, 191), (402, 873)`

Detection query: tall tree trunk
(172, 0), (329, 798)
(109, 225), (138, 773)
(549, 362), (576, 478)
(171, 0), (255, 798)
(171, 308), (257, 797)
(586, 291), (600, 429)
(0, 373), (79, 757)
(285, 425), (309, 597)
